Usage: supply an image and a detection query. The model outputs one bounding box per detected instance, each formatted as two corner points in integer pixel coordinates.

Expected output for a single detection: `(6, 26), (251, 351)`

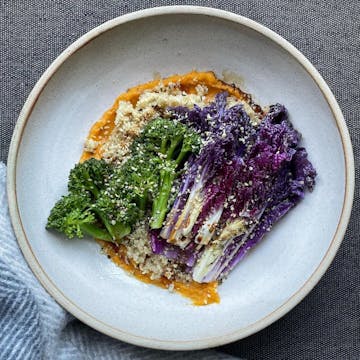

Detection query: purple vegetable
(161, 93), (255, 248)
(148, 94), (316, 283)
(150, 230), (199, 267)
(196, 145), (316, 282)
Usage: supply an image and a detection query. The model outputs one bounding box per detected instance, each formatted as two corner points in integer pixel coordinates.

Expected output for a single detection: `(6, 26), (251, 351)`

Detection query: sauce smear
(98, 240), (219, 305)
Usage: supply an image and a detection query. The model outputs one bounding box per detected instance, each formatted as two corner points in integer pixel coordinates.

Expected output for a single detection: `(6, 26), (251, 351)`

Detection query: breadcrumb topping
(101, 82), (209, 164)
(123, 221), (191, 282)
(84, 138), (99, 153)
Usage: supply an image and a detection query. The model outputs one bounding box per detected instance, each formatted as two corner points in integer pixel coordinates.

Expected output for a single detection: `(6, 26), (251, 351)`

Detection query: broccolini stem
(80, 223), (112, 241)
(93, 209), (130, 240)
(167, 136), (182, 160)
(175, 148), (190, 166)
(138, 190), (148, 212)
(112, 222), (132, 239)
(92, 209), (115, 238)
(160, 138), (168, 154)
(150, 169), (175, 229)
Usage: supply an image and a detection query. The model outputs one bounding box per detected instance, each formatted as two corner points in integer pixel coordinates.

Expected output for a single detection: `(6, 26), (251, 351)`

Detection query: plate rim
(6, 5), (355, 350)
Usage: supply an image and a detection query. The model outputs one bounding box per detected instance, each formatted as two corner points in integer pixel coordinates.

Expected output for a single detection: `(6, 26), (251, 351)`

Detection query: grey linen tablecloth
(1, 1), (359, 359)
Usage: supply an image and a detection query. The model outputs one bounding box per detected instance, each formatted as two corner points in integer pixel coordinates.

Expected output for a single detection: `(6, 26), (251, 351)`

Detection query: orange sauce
(80, 71), (256, 305)
(98, 240), (219, 306)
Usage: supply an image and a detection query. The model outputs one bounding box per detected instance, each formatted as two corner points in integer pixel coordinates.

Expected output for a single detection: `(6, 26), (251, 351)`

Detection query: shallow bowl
(7, 6), (354, 350)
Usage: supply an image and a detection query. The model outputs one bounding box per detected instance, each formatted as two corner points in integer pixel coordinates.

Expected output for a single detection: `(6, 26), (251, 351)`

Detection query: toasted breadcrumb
(123, 220), (191, 282)
(84, 138), (99, 153)
(101, 82), (209, 164)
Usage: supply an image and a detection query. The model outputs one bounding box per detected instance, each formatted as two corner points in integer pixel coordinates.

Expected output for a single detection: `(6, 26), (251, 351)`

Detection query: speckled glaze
(7, 6), (354, 351)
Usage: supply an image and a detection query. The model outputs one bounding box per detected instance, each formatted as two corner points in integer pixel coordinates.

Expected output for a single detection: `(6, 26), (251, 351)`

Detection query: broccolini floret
(68, 157), (111, 198)
(132, 118), (201, 229)
(131, 118), (201, 166)
(112, 154), (160, 212)
(47, 158), (135, 241)
(47, 118), (201, 242)
(46, 193), (112, 241)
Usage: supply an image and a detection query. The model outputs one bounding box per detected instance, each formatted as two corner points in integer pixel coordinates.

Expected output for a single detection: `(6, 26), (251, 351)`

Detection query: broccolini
(47, 118), (201, 241)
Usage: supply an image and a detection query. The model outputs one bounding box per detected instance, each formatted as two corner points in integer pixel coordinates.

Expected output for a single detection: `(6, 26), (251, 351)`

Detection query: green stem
(81, 223), (112, 241)
(160, 138), (168, 154)
(167, 137), (182, 160)
(93, 209), (116, 239)
(112, 222), (131, 238)
(150, 169), (175, 229)
(138, 190), (148, 212)
(175, 147), (190, 166)
(94, 209), (130, 240)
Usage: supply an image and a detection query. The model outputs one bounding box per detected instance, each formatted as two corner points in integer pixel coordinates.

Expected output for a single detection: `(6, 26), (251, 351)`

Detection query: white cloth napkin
(0, 162), (240, 359)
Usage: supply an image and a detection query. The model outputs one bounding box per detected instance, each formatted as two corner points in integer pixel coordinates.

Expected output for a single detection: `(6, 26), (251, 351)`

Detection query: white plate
(7, 6), (354, 350)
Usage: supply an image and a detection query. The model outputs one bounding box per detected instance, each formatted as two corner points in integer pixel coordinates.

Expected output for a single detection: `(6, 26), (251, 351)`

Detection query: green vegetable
(151, 160), (177, 229)
(46, 118), (201, 242)
(47, 158), (134, 241)
(132, 118), (201, 229)
(67, 157), (111, 197)
(46, 193), (112, 241)
(113, 154), (160, 212)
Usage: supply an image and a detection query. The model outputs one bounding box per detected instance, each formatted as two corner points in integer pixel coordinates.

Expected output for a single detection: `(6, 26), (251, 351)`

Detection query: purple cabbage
(150, 230), (198, 267)
(160, 93), (254, 248)
(201, 147), (316, 282)
(148, 93), (316, 283)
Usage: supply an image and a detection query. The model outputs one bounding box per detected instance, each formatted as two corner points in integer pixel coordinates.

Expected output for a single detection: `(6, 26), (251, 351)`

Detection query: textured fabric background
(1, 1), (359, 359)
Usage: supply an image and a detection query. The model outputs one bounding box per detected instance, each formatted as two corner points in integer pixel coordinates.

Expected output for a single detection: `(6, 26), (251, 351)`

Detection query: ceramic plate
(7, 6), (354, 350)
